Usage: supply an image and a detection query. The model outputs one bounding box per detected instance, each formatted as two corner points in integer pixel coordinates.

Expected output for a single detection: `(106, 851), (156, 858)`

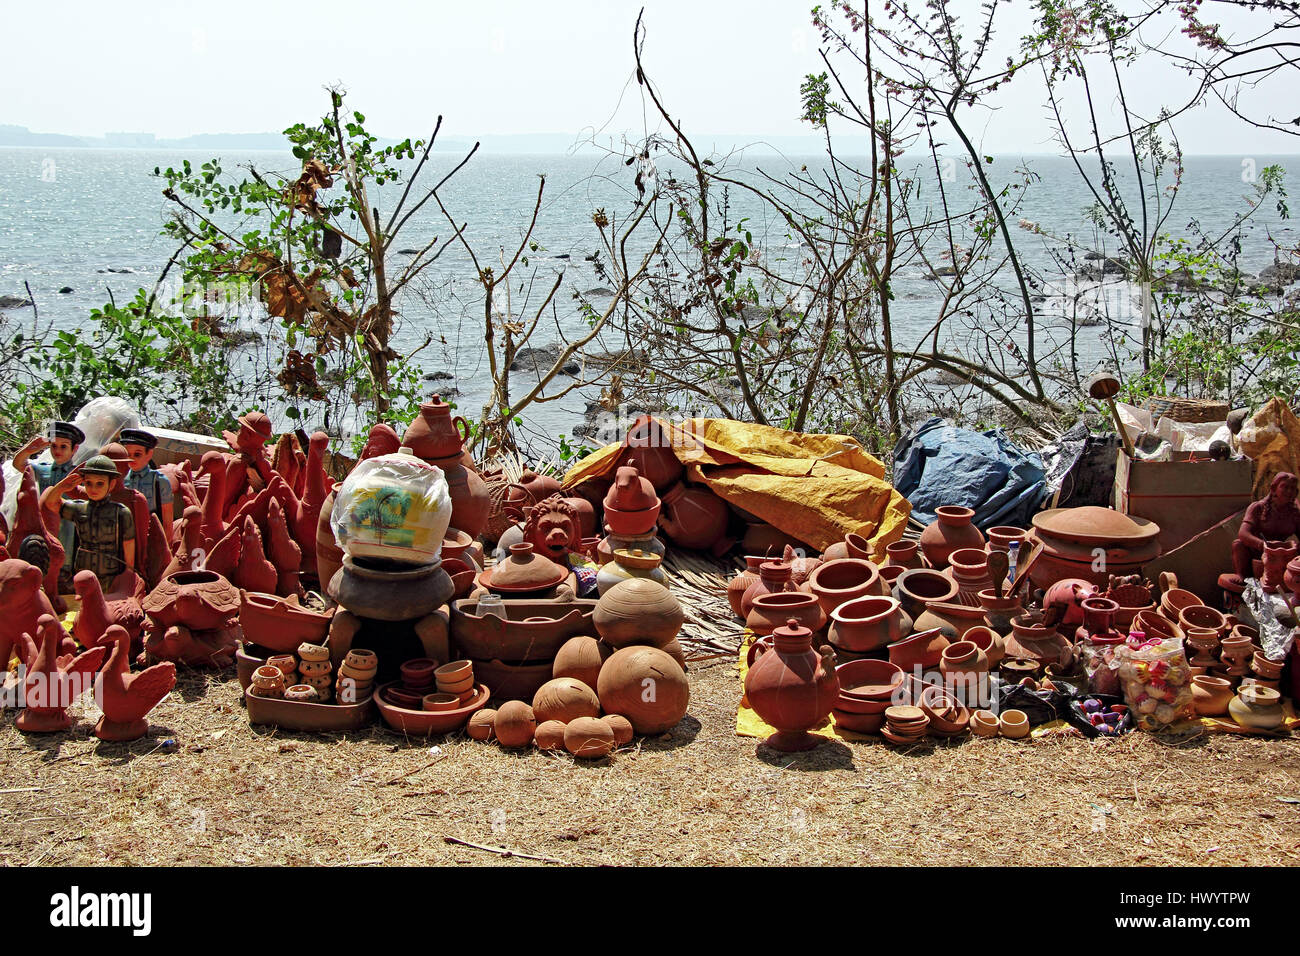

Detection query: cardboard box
(1115, 451), (1253, 553)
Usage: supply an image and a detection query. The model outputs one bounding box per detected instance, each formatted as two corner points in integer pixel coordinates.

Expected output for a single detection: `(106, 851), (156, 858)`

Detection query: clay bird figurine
(72, 569), (145, 653)
(15, 614), (106, 733)
(94, 625), (176, 741)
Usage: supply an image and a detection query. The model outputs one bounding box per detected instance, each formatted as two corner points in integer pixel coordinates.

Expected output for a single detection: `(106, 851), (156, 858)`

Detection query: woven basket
(1146, 395), (1229, 424)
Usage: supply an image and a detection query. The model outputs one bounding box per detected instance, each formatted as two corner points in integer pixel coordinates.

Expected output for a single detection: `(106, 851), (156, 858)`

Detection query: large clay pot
(658, 482), (729, 552)
(887, 626), (949, 672)
(1004, 614), (1074, 670)
(402, 394), (473, 462)
(615, 418), (686, 494)
(919, 506), (984, 569)
(893, 568), (959, 618)
(449, 598), (596, 661)
(912, 600), (985, 641)
(727, 556), (766, 617)
(1227, 685), (1285, 730)
(743, 618), (839, 752)
(828, 595), (909, 652)
(315, 482), (344, 597)
(1191, 675), (1234, 716)
(746, 591), (825, 636)
(428, 453), (490, 540)
(328, 556), (453, 621)
(948, 547), (993, 606)
(1027, 507), (1161, 590)
(807, 558), (885, 617)
(593, 578), (684, 648)
(741, 560), (797, 618)
(597, 644), (690, 734)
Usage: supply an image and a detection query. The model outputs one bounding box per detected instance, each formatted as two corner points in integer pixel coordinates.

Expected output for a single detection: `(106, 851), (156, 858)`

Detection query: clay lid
(771, 618), (814, 640)
(1031, 507), (1159, 545)
(481, 542), (567, 593)
(613, 548), (663, 570)
(1239, 684), (1281, 706)
(603, 464), (658, 512)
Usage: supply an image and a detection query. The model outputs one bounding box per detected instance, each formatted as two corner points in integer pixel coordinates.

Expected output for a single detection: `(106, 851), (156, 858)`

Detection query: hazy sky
(5, 0), (1297, 154)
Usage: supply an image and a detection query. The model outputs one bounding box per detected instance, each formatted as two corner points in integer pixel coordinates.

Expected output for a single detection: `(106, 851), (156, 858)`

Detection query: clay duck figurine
(94, 625), (176, 741)
(15, 615), (106, 733)
(72, 569), (145, 653)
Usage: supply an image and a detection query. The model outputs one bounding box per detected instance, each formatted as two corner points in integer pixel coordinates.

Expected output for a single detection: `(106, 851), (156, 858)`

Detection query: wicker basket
(1146, 395), (1229, 424)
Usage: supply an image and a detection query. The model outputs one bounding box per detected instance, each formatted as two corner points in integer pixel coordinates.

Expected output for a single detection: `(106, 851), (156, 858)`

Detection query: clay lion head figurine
(521, 495), (581, 564)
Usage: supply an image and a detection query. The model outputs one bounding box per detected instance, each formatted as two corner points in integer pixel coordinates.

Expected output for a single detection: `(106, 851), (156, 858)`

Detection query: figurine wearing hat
(120, 428), (173, 542)
(11, 422), (85, 577)
(42, 455), (135, 591)
(219, 410), (276, 516)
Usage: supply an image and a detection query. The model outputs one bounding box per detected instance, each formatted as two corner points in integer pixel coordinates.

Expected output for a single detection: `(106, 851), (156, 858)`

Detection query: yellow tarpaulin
(1238, 397), (1300, 500)
(562, 416), (911, 556)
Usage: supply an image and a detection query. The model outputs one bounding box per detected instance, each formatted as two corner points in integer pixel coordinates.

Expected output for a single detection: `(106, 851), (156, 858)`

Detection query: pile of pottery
(335, 649), (378, 702)
(375, 657), (490, 735)
(829, 658), (904, 736)
(243, 640), (376, 731)
(296, 642), (333, 701)
(882, 705), (928, 745)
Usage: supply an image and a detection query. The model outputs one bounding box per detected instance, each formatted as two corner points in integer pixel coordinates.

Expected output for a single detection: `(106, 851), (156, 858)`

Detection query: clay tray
(374, 681), (490, 736)
(245, 691), (375, 732)
(450, 598), (597, 660)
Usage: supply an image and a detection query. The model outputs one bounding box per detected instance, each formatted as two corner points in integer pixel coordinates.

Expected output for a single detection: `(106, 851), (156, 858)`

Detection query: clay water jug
(402, 394), (473, 463)
(743, 618), (839, 752)
(919, 506), (984, 569)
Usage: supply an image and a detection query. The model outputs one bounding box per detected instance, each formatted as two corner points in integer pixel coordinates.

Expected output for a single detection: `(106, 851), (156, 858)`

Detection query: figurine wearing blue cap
(119, 428), (174, 542)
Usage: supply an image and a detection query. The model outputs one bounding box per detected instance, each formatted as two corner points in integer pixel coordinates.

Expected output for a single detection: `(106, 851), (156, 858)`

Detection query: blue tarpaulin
(892, 417), (1049, 530)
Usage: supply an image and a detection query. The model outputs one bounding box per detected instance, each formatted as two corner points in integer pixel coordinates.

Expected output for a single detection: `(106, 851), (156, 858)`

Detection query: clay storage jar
(807, 558), (885, 618)
(740, 560), (797, 618)
(947, 547), (994, 606)
(919, 506), (985, 570)
(743, 618), (840, 752)
(1027, 507), (1160, 591)
(593, 577), (685, 648)
(727, 556), (767, 617)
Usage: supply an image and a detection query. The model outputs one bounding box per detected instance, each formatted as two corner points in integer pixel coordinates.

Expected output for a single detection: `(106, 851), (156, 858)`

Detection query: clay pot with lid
(1228, 684), (1285, 730)
(1027, 507), (1161, 590)
(596, 547), (668, 595)
(480, 542), (568, 595)
(658, 482), (730, 552)
(593, 577), (685, 648)
(807, 558), (885, 618)
(919, 506), (985, 569)
(743, 618), (840, 752)
(741, 560), (797, 618)
(892, 568), (959, 619)
(727, 556), (766, 617)
(948, 547), (994, 606)
(1004, 614), (1074, 670)
(746, 591), (826, 636)
(827, 595), (910, 653)
(602, 464), (661, 536)
(402, 394), (474, 464)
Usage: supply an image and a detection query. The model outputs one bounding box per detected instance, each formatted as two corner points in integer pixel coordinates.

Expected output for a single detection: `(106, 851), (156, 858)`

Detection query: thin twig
(443, 836), (568, 865)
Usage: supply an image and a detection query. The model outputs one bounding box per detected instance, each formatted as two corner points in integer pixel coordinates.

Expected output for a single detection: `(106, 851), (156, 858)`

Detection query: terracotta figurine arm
(1237, 505), (1268, 553)
(42, 469), (81, 513)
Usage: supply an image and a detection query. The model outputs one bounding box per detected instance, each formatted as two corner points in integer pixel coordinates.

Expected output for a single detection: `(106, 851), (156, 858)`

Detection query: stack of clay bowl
(435, 660), (478, 704)
(832, 659), (905, 735)
(394, 658), (437, 704)
(1027, 507), (1160, 590)
(336, 649), (377, 701)
(249, 665), (286, 699)
(911, 680), (969, 737)
(1248, 650), (1284, 692)
(882, 704), (929, 745)
(376, 658), (490, 735)
(297, 642), (333, 701)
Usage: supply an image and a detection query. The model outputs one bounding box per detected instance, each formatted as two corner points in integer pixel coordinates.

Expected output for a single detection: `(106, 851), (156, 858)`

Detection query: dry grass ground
(2, 656), (1298, 867)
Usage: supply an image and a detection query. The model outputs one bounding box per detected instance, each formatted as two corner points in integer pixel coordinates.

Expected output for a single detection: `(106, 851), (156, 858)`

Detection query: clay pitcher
(402, 394), (475, 465)
(744, 618), (839, 752)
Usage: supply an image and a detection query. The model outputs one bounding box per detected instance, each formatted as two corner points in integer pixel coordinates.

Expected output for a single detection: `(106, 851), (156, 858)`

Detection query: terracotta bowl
(375, 682), (491, 735)
(835, 658), (905, 700)
(436, 659), (474, 682)
(999, 709), (1030, 739)
(970, 710), (999, 737)
(1178, 604), (1227, 635)
(834, 695), (892, 716)
(928, 705), (970, 735)
(423, 693), (461, 712)
(746, 591), (826, 636)
(832, 709), (885, 735)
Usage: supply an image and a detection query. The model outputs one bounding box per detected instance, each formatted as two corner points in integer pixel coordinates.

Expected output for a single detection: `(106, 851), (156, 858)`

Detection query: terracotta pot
(832, 709), (885, 735)
(593, 578), (685, 648)
(267, 654), (297, 678)
(727, 556), (766, 617)
(884, 540), (923, 569)
(1132, 609), (1183, 643)
(423, 692), (460, 712)
(879, 565), (906, 590)
(843, 533), (875, 561)
(1004, 615), (1074, 670)
(743, 618), (839, 752)
(597, 645), (690, 734)
(401, 658), (438, 687)
(741, 561), (797, 618)
(834, 658), (904, 700)
(283, 684), (318, 702)
(1075, 597), (1123, 645)
(1158, 585), (1203, 623)
(808, 558), (885, 617)
(1043, 578), (1099, 629)
(918, 506), (984, 569)
(912, 600), (985, 641)
(887, 626), (949, 672)
(1261, 541), (1296, 590)
(999, 709), (1030, 739)
(594, 529), (664, 567)
(962, 625), (1005, 667)
(602, 465), (660, 536)
(1227, 685), (1285, 730)
(615, 418), (686, 494)
(238, 590), (333, 653)
(142, 569), (241, 632)
(402, 394), (473, 462)
(449, 598), (596, 662)
(893, 568), (959, 618)
(828, 596), (909, 653)
(1178, 604), (1227, 637)
(329, 555), (454, 621)
(986, 526), (1027, 553)
(480, 542), (568, 595)
(746, 591), (825, 636)
(970, 710), (1000, 737)
(977, 589), (1022, 634)
(741, 522), (806, 557)
(314, 483), (344, 596)
(1252, 652), (1284, 680)
(939, 640), (988, 678)
(1191, 675), (1234, 716)
(471, 658), (553, 702)
(596, 547), (668, 595)
(1027, 507), (1161, 590)
(658, 482), (729, 551)
(948, 547), (994, 606)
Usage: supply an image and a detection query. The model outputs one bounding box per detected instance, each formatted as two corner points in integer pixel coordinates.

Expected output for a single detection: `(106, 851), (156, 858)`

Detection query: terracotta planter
(970, 710), (1000, 737)
(977, 589), (1022, 634)
(948, 547), (994, 606)
(884, 540), (923, 569)
(1004, 615), (1074, 670)
(449, 598), (596, 662)
(743, 619), (839, 752)
(808, 558), (885, 617)
(1190, 675), (1234, 716)
(912, 600), (985, 641)
(918, 506), (984, 569)
(329, 555), (453, 621)
(658, 482), (729, 551)
(887, 626), (949, 672)
(893, 568), (959, 618)
(999, 709), (1030, 739)
(746, 591), (825, 636)
(962, 625), (1005, 667)
(727, 556), (766, 617)
(593, 578), (685, 648)
(828, 596), (909, 653)
(741, 560), (797, 618)
(238, 590), (333, 653)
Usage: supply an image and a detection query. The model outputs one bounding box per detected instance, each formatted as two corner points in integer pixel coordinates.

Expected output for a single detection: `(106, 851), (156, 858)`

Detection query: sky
(4, 0), (1297, 155)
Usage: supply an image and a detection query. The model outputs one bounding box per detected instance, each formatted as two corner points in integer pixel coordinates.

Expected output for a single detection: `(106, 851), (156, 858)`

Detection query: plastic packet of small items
(1112, 635), (1195, 732)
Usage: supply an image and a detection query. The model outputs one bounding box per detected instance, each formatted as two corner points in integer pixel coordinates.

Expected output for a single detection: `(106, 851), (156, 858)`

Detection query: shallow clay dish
(375, 682), (490, 735)
(836, 658), (905, 700)
(1031, 507), (1159, 545)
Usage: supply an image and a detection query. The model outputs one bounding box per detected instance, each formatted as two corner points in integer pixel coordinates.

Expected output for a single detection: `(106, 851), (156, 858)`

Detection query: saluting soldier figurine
(42, 455), (135, 592)
(120, 428), (174, 543)
(12, 421), (85, 586)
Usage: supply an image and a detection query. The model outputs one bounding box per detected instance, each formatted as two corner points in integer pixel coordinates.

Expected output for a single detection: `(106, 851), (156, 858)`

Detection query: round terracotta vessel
(1027, 507), (1161, 590)
(1004, 614), (1074, 670)
(912, 600), (985, 641)
(828, 595), (909, 653)
(948, 547), (994, 606)
(1178, 603), (1226, 637)
(884, 540), (923, 569)
(1191, 675), (1233, 716)
(315, 482), (344, 595)
(743, 618), (840, 752)
(807, 558), (885, 617)
(919, 506), (985, 569)
(893, 568), (959, 618)
(329, 555), (454, 621)
(741, 560), (796, 618)
(402, 394), (473, 462)
(480, 542), (567, 594)
(658, 482), (729, 551)
(727, 556), (767, 617)
(615, 418), (686, 493)
(429, 452), (489, 540)
(887, 626), (949, 672)
(593, 577), (685, 648)
(986, 526), (1027, 553)
(746, 591), (826, 636)
(1227, 685), (1285, 730)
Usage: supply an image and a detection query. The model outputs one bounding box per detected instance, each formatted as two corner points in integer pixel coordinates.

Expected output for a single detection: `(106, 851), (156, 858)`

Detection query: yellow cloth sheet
(562, 416), (911, 556)
(1238, 397), (1300, 500)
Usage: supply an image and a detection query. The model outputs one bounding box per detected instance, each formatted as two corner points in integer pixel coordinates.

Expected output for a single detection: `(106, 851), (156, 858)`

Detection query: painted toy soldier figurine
(11, 421), (85, 578)
(1231, 471), (1300, 583)
(42, 455), (135, 591)
(120, 428), (174, 542)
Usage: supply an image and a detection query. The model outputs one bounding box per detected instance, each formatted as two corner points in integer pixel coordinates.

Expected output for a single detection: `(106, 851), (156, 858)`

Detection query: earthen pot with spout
(744, 618), (839, 752)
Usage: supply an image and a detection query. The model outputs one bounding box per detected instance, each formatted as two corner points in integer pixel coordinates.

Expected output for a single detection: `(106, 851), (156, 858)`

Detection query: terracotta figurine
(42, 455), (135, 593)
(1231, 471), (1300, 584)
(120, 428), (174, 543)
(11, 422), (84, 584)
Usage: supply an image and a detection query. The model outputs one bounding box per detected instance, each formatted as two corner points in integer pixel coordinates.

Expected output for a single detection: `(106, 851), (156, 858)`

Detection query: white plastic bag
(330, 451), (452, 565)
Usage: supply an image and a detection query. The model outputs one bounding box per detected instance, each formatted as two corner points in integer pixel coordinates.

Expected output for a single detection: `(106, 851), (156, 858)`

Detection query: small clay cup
(423, 693), (461, 712)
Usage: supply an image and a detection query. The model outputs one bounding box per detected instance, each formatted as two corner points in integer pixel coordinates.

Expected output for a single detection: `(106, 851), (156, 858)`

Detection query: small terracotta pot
(345, 649), (378, 672)
(298, 659), (331, 677)
(284, 684), (319, 702)
(746, 591), (826, 636)
(999, 709), (1030, 739)
(976, 589), (1021, 634)
(986, 526), (1027, 553)
(807, 558), (885, 617)
(963, 625), (1005, 667)
(297, 642), (330, 662)
(893, 568), (959, 618)
(423, 693), (461, 712)
(1190, 675), (1233, 716)
(918, 506), (984, 569)
(970, 710), (1000, 737)
(727, 556), (767, 617)
(884, 540), (923, 569)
